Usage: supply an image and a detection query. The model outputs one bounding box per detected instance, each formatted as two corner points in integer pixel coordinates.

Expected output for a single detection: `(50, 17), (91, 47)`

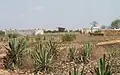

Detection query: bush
(94, 54), (112, 75)
(67, 42), (92, 64)
(31, 40), (57, 74)
(3, 38), (27, 70)
(7, 33), (20, 38)
(67, 47), (80, 62)
(0, 31), (5, 36)
(94, 30), (101, 34)
(61, 33), (76, 42)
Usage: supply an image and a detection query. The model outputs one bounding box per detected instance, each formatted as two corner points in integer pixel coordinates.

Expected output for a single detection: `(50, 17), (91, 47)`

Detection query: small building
(35, 29), (44, 35)
(57, 27), (65, 32)
(91, 27), (101, 32)
(91, 24), (101, 33)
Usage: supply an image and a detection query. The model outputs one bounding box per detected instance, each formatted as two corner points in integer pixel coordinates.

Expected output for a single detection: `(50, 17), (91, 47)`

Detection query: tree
(91, 21), (98, 27)
(111, 19), (120, 29)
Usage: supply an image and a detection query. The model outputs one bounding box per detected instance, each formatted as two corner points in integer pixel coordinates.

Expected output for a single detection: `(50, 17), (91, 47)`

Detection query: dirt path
(96, 40), (120, 45)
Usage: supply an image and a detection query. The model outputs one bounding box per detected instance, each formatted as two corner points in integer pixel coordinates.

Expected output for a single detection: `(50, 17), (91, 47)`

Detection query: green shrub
(31, 40), (57, 73)
(3, 38), (27, 70)
(69, 66), (84, 75)
(94, 30), (101, 34)
(61, 33), (76, 42)
(7, 33), (19, 38)
(67, 47), (80, 63)
(67, 42), (92, 64)
(94, 54), (112, 75)
(81, 42), (92, 64)
(0, 31), (5, 36)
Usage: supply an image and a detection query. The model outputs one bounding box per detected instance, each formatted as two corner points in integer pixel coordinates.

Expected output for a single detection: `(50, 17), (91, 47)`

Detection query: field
(0, 32), (120, 75)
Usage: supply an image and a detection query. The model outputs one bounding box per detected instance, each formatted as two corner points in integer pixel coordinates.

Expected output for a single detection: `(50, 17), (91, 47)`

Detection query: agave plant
(94, 54), (112, 75)
(4, 38), (27, 70)
(81, 42), (92, 64)
(47, 40), (58, 58)
(31, 41), (56, 73)
(69, 66), (84, 75)
(68, 42), (92, 64)
(68, 47), (79, 62)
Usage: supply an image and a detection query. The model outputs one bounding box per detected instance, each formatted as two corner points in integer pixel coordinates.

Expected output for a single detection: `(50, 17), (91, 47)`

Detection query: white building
(91, 26), (101, 32)
(91, 24), (101, 32)
(35, 29), (44, 35)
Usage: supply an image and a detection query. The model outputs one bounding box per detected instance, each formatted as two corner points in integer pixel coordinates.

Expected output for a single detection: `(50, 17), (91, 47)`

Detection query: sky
(0, 0), (120, 30)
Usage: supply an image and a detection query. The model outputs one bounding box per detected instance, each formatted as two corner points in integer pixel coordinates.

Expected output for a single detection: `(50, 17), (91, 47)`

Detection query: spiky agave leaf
(82, 42), (92, 64)
(69, 66), (85, 75)
(4, 38), (27, 70)
(68, 47), (76, 62)
(32, 41), (55, 73)
(94, 54), (112, 75)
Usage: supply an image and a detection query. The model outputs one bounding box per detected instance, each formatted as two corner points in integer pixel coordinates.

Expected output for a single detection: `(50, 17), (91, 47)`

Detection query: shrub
(0, 31), (5, 36)
(94, 54), (112, 75)
(69, 66), (84, 75)
(67, 42), (92, 64)
(7, 33), (19, 38)
(3, 38), (27, 70)
(94, 30), (101, 34)
(61, 33), (76, 42)
(81, 42), (92, 64)
(67, 47), (81, 63)
(31, 40), (57, 73)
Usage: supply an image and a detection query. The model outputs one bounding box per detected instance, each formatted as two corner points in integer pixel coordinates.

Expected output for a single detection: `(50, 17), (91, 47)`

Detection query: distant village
(0, 22), (120, 36)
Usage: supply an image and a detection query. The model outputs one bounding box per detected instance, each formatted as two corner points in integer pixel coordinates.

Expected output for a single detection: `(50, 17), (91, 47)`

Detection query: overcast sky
(0, 0), (120, 29)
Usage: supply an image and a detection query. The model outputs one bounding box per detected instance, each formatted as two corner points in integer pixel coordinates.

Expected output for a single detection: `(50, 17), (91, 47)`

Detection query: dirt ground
(0, 34), (120, 75)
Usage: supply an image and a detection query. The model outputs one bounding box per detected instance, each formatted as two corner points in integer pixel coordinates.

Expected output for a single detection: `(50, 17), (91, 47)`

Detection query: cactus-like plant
(69, 66), (84, 75)
(94, 54), (112, 75)
(31, 41), (56, 73)
(4, 38), (27, 70)
(68, 47), (80, 62)
(82, 42), (92, 64)
(68, 42), (92, 64)
(47, 40), (58, 58)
